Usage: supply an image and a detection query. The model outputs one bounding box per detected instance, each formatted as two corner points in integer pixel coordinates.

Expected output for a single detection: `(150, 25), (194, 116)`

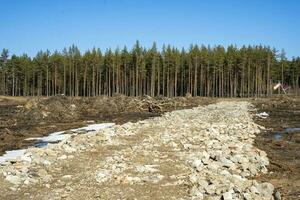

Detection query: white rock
(125, 176), (141, 184)
(62, 175), (72, 180)
(42, 160), (51, 165)
(192, 159), (203, 171)
(58, 155), (67, 160)
(20, 154), (32, 163)
(257, 182), (274, 197)
(219, 157), (234, 168)
(96, 169), (111, 183)
(5, 175), (21, 185)
(192, 191), (204, 200)
(243, 192), (252, 200)
(249, 186), (260, 194)
(222, 189), (234, 200)
(274, 189), (281, 200)
(198, 179), (209, 188)
(136, 165), (159, 173)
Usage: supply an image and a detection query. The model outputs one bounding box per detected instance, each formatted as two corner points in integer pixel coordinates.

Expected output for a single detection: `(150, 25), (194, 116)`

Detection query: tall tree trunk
(92, 64), (95, 96)
(167, 63), (170, 97)
(157, 62), (160, 96)
(267, 55), (270, 96)
(12, 66), (15, 96)
(135, 60), (139, 96)
(83, 62), (87, 97)
(54, 64), (57, 95)
(194, 55), (198, 96)
(174, 61), (178, 97)
(69, 59), (72, 96)
(151, 56), (156, 97)
(162, 61), (165, 96)
(247, 59), (251, 97)
(75, 63), (78, 96)
(46, 65), (49, 96)
(188, 60), (191, 95)
(63, 62), (66, 95)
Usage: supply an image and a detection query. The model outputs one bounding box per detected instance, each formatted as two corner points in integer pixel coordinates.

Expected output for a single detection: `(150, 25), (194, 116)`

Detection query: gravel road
(0, 101), (279, 200)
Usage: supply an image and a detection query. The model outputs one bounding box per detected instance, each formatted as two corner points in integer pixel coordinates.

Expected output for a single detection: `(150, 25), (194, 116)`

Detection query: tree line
(0, 42), (299, 97)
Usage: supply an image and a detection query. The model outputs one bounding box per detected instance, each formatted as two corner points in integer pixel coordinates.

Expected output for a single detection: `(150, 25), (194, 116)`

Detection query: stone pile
(0, 101), (279, 199)
(0, 126), (117, 190)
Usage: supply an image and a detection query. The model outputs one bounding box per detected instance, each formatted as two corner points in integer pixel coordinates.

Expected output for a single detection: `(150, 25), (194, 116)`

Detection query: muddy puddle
(267, 128), (300, 141)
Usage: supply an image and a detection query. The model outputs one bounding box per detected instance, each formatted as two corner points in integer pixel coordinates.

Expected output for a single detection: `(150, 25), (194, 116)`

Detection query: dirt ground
(1, 95), (299, 199)
(252, 95), (300, 199)
(0, 100), (275, 200)
(0, 95), (214, 155)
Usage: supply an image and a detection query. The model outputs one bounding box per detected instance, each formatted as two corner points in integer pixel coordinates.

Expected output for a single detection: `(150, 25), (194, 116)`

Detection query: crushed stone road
(0, 101), (279, 200)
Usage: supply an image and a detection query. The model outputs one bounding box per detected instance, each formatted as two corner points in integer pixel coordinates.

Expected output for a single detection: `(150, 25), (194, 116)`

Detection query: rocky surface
(0, 101), (278, 199)
(0, 95), (213, 155)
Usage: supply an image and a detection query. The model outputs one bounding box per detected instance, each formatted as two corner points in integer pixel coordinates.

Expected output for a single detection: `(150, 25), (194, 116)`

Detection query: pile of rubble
(0, 101), (279, 199)
(18, 95), (213, 123)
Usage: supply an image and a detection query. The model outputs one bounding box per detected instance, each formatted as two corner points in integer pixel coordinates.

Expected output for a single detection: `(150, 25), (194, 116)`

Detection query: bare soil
(0, 95), (214, 155)
(252, 95), (300, 199)
(1, 95), (299, 199)
(0, 101), (271, 200)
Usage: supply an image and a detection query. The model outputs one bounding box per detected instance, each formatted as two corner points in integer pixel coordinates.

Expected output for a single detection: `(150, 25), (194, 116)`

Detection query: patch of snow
(256, 112), (269, 119)
(25, 131), (67, 142)
(0, 123), (115, 164)
(25, 123), (115, 143)
(40, 131), (70, 142)
(70, 123), (115, 132)
(0, 149), (26, 163)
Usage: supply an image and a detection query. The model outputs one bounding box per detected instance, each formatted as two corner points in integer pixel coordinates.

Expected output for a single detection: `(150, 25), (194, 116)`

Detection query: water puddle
(0, 123), (115, 164)
(274, 132), (283, 140)
(272, 128), (300, 141)
(285, 128), (300, 133)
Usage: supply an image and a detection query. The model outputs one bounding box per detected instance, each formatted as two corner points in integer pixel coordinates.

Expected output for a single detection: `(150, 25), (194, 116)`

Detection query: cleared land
(0, 96), (299, 199)
(0, 95), (214, 155)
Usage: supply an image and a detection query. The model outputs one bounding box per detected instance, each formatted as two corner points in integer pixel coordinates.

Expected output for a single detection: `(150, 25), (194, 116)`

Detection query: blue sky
(0, 0), (299, 58)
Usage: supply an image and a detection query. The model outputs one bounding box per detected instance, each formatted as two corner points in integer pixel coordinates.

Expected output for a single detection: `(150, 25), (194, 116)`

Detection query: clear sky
(0, 0), (299, 58)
